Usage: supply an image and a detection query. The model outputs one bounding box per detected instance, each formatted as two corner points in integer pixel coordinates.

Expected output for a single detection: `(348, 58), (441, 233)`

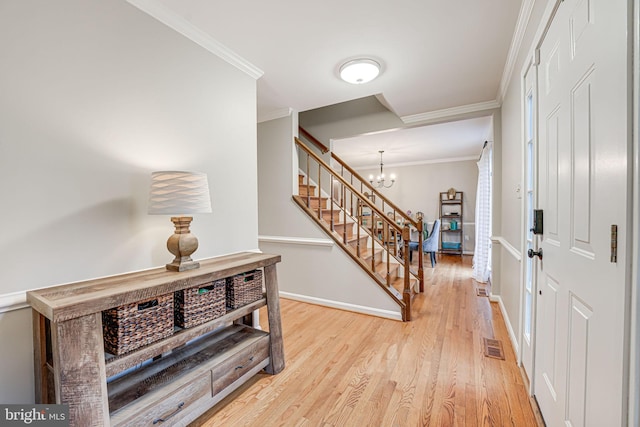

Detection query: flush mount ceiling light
(339, 58), (381, 84)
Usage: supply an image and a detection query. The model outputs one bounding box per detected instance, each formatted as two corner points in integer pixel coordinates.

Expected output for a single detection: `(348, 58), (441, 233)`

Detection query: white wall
(299, 96), (405, 142)
(493, 0), (552, 356)
(0, 0), (258, 403)
(356, 160), (478, 254)
(257, 115), (401, 319)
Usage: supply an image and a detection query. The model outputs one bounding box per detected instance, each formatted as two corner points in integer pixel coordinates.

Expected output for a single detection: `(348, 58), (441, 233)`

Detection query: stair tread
(375, 262), (399, 274)
(389, 276), (420, 298)
(294, 193), (421, 316)
(347, 235), (368, 244)
(331, 221), (354, 227)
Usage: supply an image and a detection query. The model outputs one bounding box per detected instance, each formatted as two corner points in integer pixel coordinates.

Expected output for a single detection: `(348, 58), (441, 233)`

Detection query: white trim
(497, 0), (536, 103)
(491, 235), (522, 262)
(630, 0), (640, 424)
(490, 294), (520, 359)
(259, 235), (334, 247)
(126, 0), (263, 79)
(357, 156), (478, 171)
(258, 107), (293, 123)
(401, 100), (501, 124)
(0, 291), (28, 314)
(0, 250), (262, 315)
(279, 291), (403, 321)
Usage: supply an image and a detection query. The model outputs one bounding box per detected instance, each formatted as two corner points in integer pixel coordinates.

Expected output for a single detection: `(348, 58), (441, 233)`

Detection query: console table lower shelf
(109, 325), (268, 426)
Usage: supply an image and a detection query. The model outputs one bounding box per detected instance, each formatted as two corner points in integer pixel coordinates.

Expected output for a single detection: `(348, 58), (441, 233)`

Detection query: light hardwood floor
(192, 255), (543, 426)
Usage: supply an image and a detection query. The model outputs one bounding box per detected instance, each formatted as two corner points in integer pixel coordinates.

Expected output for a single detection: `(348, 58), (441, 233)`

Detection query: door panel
(544, 106), (561, 245)
(566, 293), (592, 427)
(533, 0), (629, 426)
(539, 274), (560, 401)
(570, 68), (595, 257)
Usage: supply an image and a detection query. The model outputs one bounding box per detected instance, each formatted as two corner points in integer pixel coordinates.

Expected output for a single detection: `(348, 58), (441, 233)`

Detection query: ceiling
(332, 116), (493, 169)
(134, 0), (521, 162)
(146, 0), (522, 120)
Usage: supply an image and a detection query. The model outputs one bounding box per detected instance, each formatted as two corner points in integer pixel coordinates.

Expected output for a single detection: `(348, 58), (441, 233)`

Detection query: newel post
(402, 224), (411, 321)
(417, 213), (424, 292)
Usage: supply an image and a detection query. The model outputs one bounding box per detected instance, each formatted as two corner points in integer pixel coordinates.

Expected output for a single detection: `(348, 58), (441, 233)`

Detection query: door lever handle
(527, 248), (543, 260)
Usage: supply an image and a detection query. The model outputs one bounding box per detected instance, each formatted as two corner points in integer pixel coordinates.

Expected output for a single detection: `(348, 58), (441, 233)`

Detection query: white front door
(534, 0), (630, 426)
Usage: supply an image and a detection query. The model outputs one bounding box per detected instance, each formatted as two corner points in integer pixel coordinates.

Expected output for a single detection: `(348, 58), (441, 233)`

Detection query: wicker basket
(102, 294), (174, 355)
(174, 279), (226, 328)
(226, 270), (263, 310)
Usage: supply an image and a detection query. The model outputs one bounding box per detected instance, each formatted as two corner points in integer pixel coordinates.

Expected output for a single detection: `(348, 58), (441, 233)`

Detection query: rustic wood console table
(27, 252), (284, 426)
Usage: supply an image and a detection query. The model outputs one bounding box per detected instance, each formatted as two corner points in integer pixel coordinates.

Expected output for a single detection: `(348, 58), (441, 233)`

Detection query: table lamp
(148, 171), (212, 271)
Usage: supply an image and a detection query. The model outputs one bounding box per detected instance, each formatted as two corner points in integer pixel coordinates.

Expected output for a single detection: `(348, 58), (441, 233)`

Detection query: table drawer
(211, 334), (270, 395)
(111, 374), (211, 426)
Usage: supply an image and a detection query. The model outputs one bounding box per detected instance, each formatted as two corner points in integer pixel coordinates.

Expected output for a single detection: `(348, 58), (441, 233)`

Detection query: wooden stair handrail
(331, 148), (423, 293)
(292, 195), (408, 316)
(297, 129), (425, 292)
(295, 137), (403, 234)
(331, 151), (419, 230)
(296, 137), (419, 321)
(299, 126), (329, 154)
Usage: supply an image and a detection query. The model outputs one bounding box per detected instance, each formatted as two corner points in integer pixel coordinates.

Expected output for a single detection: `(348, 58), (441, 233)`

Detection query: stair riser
(298, 185), (316, 197)
(333, 224), (354, 239)
(348, 236), (369, 249)
(364, 250), (383, 265)
(307, 199), (327, 210)
(377, 264), (400, 280)
(322, 210), (341, 223)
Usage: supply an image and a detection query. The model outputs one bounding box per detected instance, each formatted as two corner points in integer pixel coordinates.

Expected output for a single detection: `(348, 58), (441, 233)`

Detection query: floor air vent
(483, 338), (505, 360)
(476, 287), (489, 297)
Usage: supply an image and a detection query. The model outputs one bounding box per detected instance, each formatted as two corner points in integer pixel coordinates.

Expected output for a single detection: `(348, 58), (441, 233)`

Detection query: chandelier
(369, 150), (396, 188)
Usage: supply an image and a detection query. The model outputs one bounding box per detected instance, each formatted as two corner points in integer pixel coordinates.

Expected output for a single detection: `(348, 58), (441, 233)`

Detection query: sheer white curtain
(473, 143), (492, 282)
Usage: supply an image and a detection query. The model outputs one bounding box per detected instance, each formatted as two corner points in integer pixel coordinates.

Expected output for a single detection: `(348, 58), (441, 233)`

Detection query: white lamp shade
(148, 171), (212, 215)
(339, 59), (380, 84)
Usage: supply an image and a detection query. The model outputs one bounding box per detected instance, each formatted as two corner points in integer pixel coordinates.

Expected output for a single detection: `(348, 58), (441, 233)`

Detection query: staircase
(293, 136), (425, 321)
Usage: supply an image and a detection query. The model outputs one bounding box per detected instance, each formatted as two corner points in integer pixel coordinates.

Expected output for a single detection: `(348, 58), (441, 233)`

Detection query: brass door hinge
(611, 225), (618, 263)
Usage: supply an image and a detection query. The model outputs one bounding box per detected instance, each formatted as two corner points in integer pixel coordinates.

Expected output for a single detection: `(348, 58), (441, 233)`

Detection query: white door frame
(630, 0), (640, 425)
(519, 56), (539, 394)
(516, 0), (636, 423)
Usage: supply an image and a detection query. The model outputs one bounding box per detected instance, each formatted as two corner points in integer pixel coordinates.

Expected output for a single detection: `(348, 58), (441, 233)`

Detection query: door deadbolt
(528, 248), (543, 260)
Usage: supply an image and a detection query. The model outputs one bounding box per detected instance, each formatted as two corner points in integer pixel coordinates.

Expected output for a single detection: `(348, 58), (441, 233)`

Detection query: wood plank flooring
(192, 255), (543, 426)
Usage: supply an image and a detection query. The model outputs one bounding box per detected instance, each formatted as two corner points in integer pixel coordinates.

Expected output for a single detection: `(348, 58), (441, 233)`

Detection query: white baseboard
(279, 291), (403, 321)
(489, 294), (519, 359)
(0, 291), (28, 314)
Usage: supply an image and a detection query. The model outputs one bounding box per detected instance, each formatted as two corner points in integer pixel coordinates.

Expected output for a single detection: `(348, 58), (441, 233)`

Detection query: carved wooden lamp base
(165, 216), (200, 272)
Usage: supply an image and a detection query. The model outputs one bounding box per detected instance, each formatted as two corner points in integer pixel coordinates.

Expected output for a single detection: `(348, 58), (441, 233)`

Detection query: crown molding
(401, 99), (501, 124)
(497, 0), (536, 102)
(357, 155), (479, 171)
(258, 107), (293, 123)
(127, 0), (263, 79)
